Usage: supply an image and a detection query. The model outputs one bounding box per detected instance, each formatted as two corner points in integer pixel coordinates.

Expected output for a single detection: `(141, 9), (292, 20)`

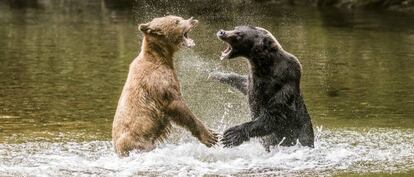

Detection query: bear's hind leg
(260, 133), (281, 152)
(298, 121), (314, 147)
(114, 133), (155, 156)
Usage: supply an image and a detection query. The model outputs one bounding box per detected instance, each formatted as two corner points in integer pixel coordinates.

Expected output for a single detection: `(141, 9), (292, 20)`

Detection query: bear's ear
(138, 23), (150, 32)
(138, 23), (164, 36)
(261, 37), (277, 49)
(253, 37), (277, 54)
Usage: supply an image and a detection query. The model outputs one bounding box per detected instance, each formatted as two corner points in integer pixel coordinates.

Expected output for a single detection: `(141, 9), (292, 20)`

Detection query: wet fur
(210, 26), (314, 150)
(112, 16), (217, 156)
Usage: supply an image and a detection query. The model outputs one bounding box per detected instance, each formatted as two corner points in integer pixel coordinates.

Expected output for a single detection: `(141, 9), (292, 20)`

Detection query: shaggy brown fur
(112, 16), (218, 156)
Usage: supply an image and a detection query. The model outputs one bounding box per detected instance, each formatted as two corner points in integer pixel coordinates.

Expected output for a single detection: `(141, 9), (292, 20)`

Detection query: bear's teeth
(220, 53), (226, 60)
(220, 43), (231, 60)
(225, 45), (231, 53)
(220, 50), (230, 60)
(183, 37), (195, 48)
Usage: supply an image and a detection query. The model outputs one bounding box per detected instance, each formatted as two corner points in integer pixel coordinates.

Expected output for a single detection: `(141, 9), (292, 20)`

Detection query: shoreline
(255, 0), (414, 13)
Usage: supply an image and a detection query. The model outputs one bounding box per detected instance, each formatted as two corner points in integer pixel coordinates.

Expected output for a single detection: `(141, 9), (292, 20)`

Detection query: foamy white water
(1, 128), (413, 177)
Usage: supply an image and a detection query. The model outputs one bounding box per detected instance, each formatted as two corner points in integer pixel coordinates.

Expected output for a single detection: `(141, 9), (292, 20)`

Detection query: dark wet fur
(211, 26), (314, 150)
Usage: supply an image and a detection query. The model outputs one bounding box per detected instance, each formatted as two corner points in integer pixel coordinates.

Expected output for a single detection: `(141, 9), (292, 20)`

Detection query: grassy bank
(257, 0), (414, 12)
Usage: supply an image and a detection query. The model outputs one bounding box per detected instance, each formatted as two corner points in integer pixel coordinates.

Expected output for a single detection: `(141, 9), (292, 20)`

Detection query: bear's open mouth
(182, 17), (198, 48)
(220, 42), (232, 60)
(183, 29), (195, 48)
(217, 30), (233, 60)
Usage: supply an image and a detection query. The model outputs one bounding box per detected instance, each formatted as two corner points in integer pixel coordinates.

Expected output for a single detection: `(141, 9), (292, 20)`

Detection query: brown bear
(112, 16), (218, 156)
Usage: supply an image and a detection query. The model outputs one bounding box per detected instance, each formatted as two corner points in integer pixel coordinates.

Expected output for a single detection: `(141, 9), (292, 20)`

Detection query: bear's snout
(217, 30), (226, 38)
(189, 17), (199, 27)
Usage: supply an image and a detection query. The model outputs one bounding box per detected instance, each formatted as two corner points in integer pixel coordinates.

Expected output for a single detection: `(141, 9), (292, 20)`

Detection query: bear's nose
(217, 30), (225, 37)
(188, 17), (198, 26)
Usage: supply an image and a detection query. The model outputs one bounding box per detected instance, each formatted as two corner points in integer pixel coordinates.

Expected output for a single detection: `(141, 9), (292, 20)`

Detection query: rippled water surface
(1, 128), (414, 176)
(0, 0), (413, 176)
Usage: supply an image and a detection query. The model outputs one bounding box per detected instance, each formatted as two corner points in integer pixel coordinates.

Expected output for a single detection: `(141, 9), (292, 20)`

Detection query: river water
(0, 0), (413, 176)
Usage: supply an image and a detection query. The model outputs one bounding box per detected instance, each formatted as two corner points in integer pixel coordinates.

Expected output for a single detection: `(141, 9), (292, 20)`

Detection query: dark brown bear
(210, 26), (314, 150)
(112, 16), (218, 156)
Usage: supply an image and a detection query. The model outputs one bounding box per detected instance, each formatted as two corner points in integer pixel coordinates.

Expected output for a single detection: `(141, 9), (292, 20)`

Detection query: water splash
(1, 128), (413, 176)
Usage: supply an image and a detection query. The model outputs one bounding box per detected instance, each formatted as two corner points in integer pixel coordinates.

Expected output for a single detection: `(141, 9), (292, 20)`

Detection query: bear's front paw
(208, 71), (225, 81)
(200, 129), (219, 148)
(222, 125), (249, 148)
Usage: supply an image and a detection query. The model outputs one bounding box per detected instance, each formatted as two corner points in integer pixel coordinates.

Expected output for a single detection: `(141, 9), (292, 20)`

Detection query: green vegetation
(259, 0), (414, 12)
(309, 0), (414, 11)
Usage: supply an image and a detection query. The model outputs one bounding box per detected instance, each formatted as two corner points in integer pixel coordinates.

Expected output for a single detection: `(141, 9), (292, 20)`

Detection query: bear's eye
(175, 20), (180, 25)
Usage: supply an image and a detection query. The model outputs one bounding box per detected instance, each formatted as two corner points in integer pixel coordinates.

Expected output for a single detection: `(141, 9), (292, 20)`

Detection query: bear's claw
(222, 125), (248, 148)
(201, 129), (219, 147)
